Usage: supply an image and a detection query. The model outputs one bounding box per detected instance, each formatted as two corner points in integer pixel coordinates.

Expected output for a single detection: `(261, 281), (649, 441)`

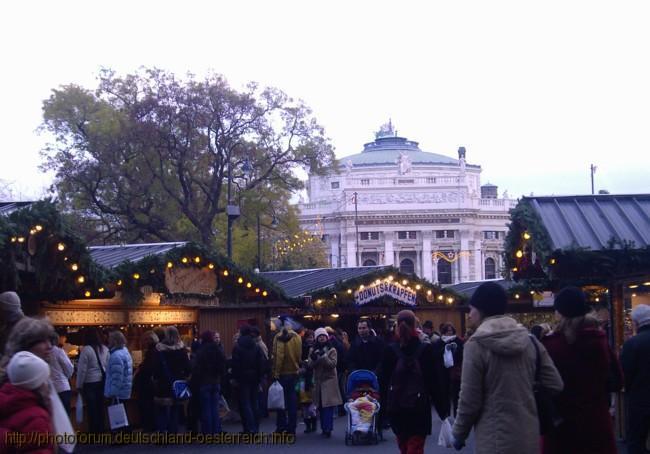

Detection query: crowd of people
(1, 284), (650, 454)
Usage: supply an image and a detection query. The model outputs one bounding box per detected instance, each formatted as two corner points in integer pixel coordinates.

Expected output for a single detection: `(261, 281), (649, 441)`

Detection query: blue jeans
(319, 405), (334, 433)
(239, 382), (260, 433)
(200, 384), (222, 434)
(155, 403), (181, 433)
(275, 374), (298, 433)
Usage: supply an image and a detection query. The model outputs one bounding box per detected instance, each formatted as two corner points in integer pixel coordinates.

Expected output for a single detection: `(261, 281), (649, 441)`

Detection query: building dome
(338, 121), (462, 168)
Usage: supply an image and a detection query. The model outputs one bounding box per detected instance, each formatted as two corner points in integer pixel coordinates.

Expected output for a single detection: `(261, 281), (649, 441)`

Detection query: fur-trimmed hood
(156, 341), (185, 352)
(471, 315), (530, 356)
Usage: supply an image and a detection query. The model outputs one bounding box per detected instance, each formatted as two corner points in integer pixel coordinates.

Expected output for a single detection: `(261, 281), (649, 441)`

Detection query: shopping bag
(76, 392), (84, 425)
(437, 416), (455, 448)
(107, 400), (129, 430)
(267, 380), (285, 410)
(49, 387), (76, 453)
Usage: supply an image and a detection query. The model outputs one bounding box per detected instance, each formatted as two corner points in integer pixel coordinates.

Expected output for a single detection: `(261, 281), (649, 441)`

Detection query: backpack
(388, 342), (427, 411)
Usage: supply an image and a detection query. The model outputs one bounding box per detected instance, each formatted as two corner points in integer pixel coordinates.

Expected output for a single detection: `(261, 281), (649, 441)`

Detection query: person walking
(104, 331), (133, 403)
(0, 351), (55, 453)
(133, 331), (159, 432)
(49, 333), (74, 414)
(153, 326), (191, 433)
(307, 328), (342, 438)
(622, 304), (650, 454)
(231, 325), (266, 433)
(452, 282), (563, 453)
(379, 310), (440, 454)
(435, 323), (464, 419)
(271, 316), (302, 434)
(299, 329), (317, 433)
(347, 319), (385, 373)
(193, 330), (226, 434)
(76, 328), (109, 434)
(541, 287), (622, 454)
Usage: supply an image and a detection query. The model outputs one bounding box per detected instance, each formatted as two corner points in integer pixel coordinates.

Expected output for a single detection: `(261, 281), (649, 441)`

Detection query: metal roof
(447, 279), (515, 299)
(0, 201), (36, 216)
(526, 195), (650, 251)
(260, 266), (390, 298)
(88, 242), (187, 268)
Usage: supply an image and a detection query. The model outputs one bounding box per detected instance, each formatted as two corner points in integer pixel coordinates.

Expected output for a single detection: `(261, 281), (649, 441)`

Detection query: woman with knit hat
(0, 317), (56, 385)
(541, 286), (622, 454)
(452, 282), (563, 453)
(0, 351), (55, 453)
(379, 310), (441, 454)
(306, 327), (342, 438)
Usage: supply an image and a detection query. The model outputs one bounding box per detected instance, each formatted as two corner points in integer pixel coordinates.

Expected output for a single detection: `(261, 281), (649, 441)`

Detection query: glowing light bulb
(133, 273), (140, 280)
(71, 264), (78, 271)
(402, 280), (408, 286)
(516, 250), (523, 258)
(167, 262), (173, 268)
(246, 282), (252, 288)
(181, 257), (189, 264)
(523, 232), (531, 240)
(194, 256), (201, 263)
(84, 291), (91, 297)
(237, 277), (244, 284)
(77, 276), (85, 284)
(262, 291), (268, 297)
(57, 243), (66, 251)
(223, 270), (229, 276)
(208, 263), (214, 270)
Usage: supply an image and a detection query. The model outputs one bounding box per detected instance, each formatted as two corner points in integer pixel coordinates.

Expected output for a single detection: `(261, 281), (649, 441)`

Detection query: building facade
(297, 122), (517, 285)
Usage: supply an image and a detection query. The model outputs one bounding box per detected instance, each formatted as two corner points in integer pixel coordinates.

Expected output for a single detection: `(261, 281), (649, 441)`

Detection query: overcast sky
(1, 0), (648, 200)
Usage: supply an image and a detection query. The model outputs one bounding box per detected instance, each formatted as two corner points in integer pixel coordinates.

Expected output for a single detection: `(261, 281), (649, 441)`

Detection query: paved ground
(77, 411), (475, 454)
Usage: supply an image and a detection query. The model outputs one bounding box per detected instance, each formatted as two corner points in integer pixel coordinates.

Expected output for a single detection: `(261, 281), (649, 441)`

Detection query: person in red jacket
(541, 287), (623, 454)
(0, 351), (54, 453)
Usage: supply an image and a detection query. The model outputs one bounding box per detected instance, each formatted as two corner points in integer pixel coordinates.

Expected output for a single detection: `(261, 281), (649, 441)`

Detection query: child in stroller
(344, 370), (381, 445)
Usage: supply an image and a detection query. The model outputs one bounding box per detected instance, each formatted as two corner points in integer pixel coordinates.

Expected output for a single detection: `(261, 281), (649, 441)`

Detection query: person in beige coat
(308, 327), (343, 438)
(452, 282), (563, 453)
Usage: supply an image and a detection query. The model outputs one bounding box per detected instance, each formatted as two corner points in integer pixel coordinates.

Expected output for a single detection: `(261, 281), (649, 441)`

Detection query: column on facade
(346, 233), (357, 267)
(422, 231), (432, 282)
(432, 257), (439, 285)
(460, 232), (470, 282)
(474, 241), (483, 281)
(384, 232), (394, 266)
(330, 236), (339, 268)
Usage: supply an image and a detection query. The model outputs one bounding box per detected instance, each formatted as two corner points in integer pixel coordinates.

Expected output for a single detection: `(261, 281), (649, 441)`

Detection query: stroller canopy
(346, 369), (379, 396)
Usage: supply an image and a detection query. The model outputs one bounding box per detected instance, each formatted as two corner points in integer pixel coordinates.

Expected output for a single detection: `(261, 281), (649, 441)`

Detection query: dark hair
(396, 310), (417, 346)
(83, 327), (102, 347)
(441, 323), (456, 335)
(357, 319), (371, 329)
(250, 326), (261, 337)
(239, 324), (252, 337)
(200, 330), (214, 344)
(531, 325), (544, 341)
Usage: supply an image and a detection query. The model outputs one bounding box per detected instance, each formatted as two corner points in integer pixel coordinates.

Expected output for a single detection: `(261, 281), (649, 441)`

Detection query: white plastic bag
(267, 380), (285, 410)
(49, 386), (76, 453)
(444, 344), (455, 368)
(76, 392), (84, 425)
(108, 400), (129, 430)
(437, 416), (455, 448)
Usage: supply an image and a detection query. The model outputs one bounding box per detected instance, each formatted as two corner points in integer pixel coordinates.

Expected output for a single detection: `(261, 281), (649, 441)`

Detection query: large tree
(40, 68), (335, 247)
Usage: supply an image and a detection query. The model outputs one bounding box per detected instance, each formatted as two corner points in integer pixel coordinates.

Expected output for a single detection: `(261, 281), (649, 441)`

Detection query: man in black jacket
(347, 320), (385, 373)
(622, 304), (650, 454)
(231, 325), (266, 433)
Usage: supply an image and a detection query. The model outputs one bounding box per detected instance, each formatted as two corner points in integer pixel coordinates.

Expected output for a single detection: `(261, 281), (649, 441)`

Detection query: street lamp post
(226, 157), (240, 259)
(257, 212), (279, 270)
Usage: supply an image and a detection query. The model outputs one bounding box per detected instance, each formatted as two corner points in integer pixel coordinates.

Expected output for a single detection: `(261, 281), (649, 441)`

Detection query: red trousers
(397, 435), (426, 454)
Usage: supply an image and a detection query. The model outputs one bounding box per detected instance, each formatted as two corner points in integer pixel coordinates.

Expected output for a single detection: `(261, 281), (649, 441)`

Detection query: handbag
(530, 336), (563, 435)
(107, 398), (129, 430)
(160, 352), (191, 400)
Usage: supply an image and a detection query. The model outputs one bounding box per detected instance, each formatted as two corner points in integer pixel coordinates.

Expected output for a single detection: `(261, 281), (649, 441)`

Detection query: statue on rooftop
(375, 119), (396, 139)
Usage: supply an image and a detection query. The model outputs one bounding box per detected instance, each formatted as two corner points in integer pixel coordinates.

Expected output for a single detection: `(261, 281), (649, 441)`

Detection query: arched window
(485, 257), (496, 280)
(363, 259), (377, 266)
(438, 260), (452, 284)
(400, 258), (415, 275)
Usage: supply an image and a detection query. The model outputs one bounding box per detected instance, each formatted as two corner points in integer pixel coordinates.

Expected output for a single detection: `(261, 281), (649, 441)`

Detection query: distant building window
(438, 260), (452, 284)
(400, 258), (415, 275)
(485, 257), (497, 279)
(483, 231), (500, 240)
(435, 230), (456, 239)
(397, 179), (414, 184)
(360, 232), (379, 241)
(331, 182), (340, 189)
(361, 179), (370, 186)
(363, 259), (377, 266)
(397, 231), (417, 240)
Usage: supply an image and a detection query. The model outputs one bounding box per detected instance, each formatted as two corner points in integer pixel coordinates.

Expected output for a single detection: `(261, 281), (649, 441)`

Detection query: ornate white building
(297, 122), (518, 285)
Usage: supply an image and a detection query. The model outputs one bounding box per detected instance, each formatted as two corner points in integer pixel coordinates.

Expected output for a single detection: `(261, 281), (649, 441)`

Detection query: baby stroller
(344, 369), (381, 445)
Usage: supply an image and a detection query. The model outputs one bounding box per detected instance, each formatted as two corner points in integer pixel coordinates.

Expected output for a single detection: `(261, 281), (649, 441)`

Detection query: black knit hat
(554, 286), (589, 318)
(469, 282), (508, 317)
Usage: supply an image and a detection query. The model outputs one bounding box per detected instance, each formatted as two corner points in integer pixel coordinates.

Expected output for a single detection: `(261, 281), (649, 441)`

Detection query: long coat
(307, 345), (342, 408)
(379, 336), (440, 438)
(453, 316), (563, 454)
(622, 324), (650, 453)
(542, 325), (622, 454)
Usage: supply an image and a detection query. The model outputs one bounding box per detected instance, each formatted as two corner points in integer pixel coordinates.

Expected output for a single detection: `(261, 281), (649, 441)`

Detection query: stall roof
(527, 194), (650, 251)
(0, 201), (36, 216)
(447, 279), (515, 299)
(89, 242), (187, 268)
(260, 266), (389, 298)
